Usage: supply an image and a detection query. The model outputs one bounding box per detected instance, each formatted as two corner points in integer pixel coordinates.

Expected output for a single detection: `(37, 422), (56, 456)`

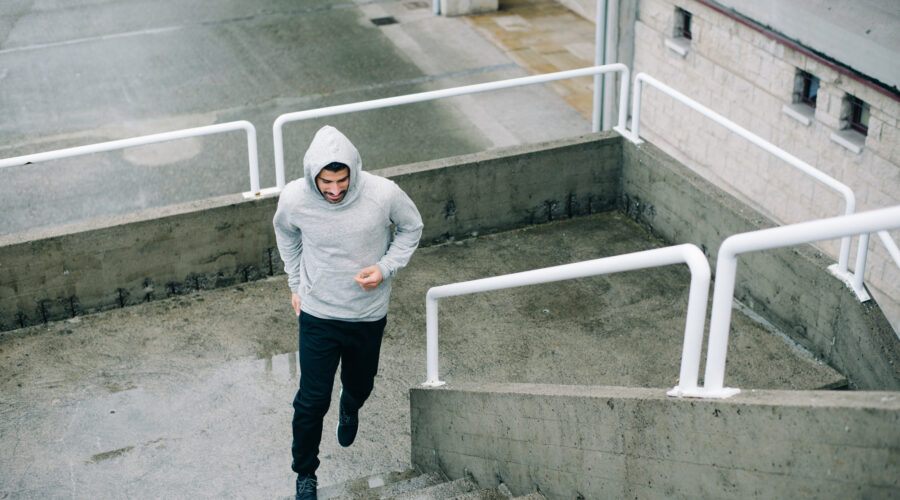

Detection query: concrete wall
(0, 133), (621, 332)
(411, 382), (900, 499)
(621, 139), (900, 390)
(631, 0), (900, 307)
(0, 196), (279, 330)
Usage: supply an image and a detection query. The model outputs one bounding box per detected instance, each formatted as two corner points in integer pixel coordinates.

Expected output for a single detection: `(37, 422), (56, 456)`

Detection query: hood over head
(303, 125), (363, 206)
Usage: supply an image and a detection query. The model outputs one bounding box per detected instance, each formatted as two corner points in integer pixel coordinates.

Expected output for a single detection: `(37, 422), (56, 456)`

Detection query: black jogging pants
(290, 310), (386, 476)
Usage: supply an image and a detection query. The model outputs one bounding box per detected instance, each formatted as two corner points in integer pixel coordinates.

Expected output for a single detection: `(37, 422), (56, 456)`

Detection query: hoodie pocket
(307, 265), (384, 314)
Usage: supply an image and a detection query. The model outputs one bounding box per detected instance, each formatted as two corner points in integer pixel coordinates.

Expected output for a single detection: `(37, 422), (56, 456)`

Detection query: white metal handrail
(273, 64), (631, 190)
(0, 121), (264, 198)
(701, 204), (900, 399)
(422, 244), (711, 393)
(851, 230), (900, 299)
(625, 72), (860, 293)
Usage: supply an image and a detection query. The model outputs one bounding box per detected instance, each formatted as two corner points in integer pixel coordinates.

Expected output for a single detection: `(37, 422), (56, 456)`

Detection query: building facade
(601, 0), (900, 313)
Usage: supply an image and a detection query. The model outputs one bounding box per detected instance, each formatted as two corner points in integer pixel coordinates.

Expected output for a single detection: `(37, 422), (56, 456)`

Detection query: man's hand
(354, 265), (383, 291)
(291, 292), (301, 316)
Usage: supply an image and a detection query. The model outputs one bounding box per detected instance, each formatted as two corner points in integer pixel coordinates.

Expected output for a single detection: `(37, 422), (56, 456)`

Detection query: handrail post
(702, 244), (741, 398)
(242, 121), (260, 195)
(852, 233), (870, 295)
(629, 73), (644, 142)
(616, 64), (630, 132)
(273, 115), (287, 190)
(668, 244), (711, 396)
(424, 291), (445, 387)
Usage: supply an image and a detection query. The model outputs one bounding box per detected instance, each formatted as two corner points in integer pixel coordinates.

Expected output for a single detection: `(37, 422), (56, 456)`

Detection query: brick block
(814, 90), (843, 130)
(637, 0), (670, 32)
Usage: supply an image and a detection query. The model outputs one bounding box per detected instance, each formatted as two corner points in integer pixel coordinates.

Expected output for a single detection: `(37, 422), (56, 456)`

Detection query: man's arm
(374, 182), (423, 279)
(273, 200), (303, 315)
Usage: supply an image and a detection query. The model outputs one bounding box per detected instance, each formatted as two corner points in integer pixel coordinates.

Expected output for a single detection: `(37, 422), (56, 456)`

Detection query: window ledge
(781, 103), (813, 126)
(830, 129), (865, 154)
(665, 38), (690, 57)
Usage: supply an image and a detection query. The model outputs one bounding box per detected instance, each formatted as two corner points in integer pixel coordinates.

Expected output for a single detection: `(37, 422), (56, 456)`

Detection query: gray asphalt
(0, 0), (589, 235)
(0, 213), (843, 498)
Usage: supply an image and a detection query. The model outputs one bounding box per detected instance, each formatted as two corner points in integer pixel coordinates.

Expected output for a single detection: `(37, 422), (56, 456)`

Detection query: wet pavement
(464, 0), (599, 119)
(0, 212), (843, 498)
(0, 0), (589, 236)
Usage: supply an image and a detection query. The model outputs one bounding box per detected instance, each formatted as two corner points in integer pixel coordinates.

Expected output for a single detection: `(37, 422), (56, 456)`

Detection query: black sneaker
(295, 474), (317, 500)
(336, 389), (358, 447)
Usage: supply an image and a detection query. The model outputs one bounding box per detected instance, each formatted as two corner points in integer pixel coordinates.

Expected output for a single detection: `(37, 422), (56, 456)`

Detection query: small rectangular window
(794, 70), (819, 108)
(845, 95), (870, 135)
(675, 8), (692, 40)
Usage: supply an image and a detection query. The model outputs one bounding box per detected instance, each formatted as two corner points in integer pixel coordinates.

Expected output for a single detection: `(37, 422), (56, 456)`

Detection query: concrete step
(295, 467), (546, 500)
(392, 477), (478, 499)
(497, 483), (546, 500)
(316, 468), (536, 500)
(319, 469), (447, 500)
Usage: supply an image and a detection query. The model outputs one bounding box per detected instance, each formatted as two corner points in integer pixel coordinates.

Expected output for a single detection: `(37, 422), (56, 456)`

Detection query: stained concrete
(0, 213), (843, 498)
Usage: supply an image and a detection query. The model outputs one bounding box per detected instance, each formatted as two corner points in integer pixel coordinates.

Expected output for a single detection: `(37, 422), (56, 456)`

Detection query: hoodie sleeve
(376, 182), (423, 279)
(273, 198), (303, 293)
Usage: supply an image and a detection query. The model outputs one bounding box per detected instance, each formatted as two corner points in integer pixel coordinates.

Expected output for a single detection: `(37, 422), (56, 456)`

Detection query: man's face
(315, 167), (350, 204)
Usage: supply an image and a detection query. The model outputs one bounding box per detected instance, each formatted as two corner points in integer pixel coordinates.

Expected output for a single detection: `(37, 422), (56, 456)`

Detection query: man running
(273, 125), (423, 500)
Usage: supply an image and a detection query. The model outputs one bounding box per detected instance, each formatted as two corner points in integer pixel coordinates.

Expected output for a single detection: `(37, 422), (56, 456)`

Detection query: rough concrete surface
(411, 382), (900, 498)
(0, 213), (843, 498)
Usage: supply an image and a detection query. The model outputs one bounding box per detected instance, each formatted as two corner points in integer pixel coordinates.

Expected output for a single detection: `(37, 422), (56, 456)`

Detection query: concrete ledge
(411, 383), (900, 499)
(0, 193), (280, 330)
(0, 133), (621, 331)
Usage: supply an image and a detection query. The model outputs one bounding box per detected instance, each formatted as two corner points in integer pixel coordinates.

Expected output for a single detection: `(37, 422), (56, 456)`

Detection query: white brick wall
(631, 0), (900, 312)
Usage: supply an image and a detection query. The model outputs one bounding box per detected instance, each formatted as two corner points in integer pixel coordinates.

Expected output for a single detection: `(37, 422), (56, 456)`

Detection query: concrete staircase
(314, 468), (544, 500)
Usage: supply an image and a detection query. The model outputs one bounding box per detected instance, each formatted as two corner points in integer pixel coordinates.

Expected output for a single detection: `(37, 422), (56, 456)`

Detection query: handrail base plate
(827, 264), (871, 302)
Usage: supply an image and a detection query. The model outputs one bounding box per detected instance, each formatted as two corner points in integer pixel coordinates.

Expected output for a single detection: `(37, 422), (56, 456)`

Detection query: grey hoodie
(273, 126), (423, 321)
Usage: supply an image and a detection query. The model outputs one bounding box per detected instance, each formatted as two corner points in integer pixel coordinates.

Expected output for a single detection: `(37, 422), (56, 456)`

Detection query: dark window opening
(675, 8), (693, 40)
(795, 70), (819, 108)
(846, 95), (870, 135)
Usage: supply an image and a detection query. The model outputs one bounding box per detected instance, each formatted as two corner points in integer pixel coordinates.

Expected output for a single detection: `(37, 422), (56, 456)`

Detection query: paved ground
(0, 0), (590, 235)
(0, 213), (843, 498)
